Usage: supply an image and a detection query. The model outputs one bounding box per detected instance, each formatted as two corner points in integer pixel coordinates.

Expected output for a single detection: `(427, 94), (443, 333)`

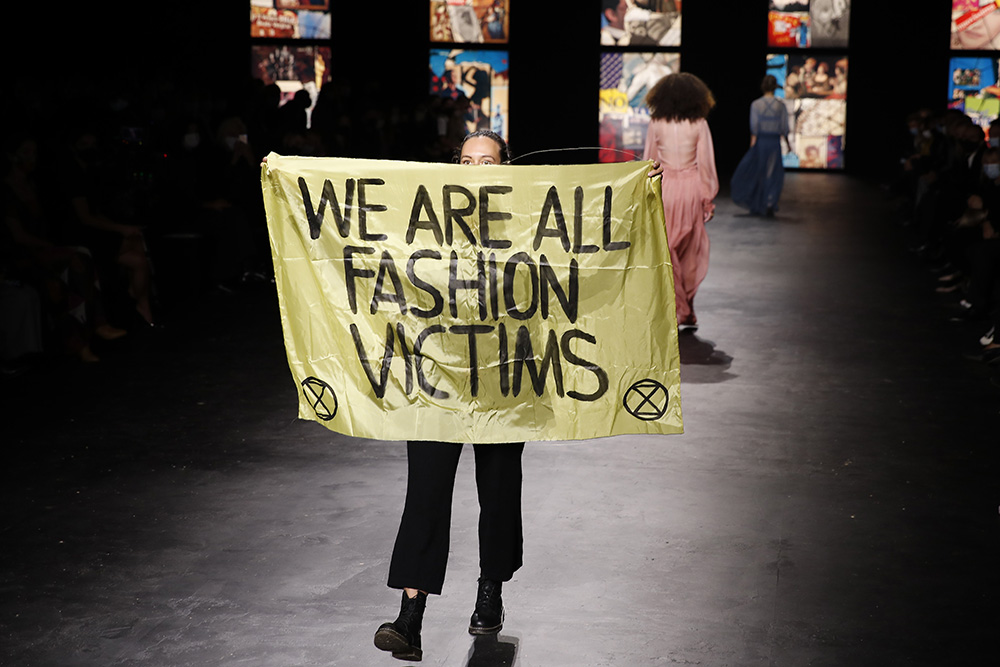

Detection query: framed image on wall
(948, 57), (1000, 129)
(767, 53), (848, 169)
(429, 49), (510, 141)
(599, 51), (681, 162)
(952, 1), (1000, 50)
(767, 0), (850, 49)
(431, 0), (509, 43)
(251, 0), (331, 40)
(251, 44), (332, 112)
(600, 0), (682, 47)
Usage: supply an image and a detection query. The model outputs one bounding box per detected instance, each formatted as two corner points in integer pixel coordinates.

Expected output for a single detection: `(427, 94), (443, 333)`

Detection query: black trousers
(387, 440), (525, 595)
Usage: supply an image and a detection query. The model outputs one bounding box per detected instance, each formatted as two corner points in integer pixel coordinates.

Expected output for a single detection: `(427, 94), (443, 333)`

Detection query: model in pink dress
(643, 116), (718, 327)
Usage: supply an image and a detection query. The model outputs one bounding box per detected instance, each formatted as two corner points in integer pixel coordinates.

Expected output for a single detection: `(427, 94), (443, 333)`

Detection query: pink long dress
(643, 117), (719, 326)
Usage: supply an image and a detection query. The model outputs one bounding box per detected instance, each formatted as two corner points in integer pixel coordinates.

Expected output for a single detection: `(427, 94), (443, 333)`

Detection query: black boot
(374, 591), (426, 661)
(468, 578), (504, 635)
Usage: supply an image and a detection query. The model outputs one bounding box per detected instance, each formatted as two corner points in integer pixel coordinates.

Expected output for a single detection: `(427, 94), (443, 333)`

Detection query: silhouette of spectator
(156, 117), (259, 292)
(278, 89), (313, 142)
(247, 83), (283, 161)
(52, 124), (158, 328)
(3, 133), (128, 362)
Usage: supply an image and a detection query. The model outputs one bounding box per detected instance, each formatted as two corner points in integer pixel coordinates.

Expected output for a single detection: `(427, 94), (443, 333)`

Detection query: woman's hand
(647, 161), (663, 178)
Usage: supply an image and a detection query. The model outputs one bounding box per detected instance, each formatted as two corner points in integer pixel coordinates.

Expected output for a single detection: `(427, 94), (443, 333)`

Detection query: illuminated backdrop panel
(600, 0), (682, 47)
(948, 56), (1000, 129)
(599, 52), (681, 163)
(768, 0), (850, 49)
(767, 53), (848, 169)
(952, 1), (1000, 50)
(251, 45), (332, 96)
(430, 0), (509, 43)
(250, 0), (331, 40)
(429, 49), (510, 140)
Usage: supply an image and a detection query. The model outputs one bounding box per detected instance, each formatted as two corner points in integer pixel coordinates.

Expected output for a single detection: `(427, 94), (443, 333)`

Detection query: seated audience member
(155, 117), (260, 293)
(3, 133), (127, 362)
(54, 125), (158, 328)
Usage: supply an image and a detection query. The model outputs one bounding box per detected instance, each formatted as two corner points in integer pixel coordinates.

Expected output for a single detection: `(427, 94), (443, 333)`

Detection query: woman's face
(460, 136), (502, 165)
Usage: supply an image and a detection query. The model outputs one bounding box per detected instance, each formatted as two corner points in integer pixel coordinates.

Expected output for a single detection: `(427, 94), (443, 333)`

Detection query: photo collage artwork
(767, 1), (850, 170)
(949, 4), (1000, 132)
(250, 0), (331, 40)
(952, 1), (1000, 51)
(948, 57), (1000, 131)
(600, 52), (681, 163)
(430, 0), (509, 44)
(428, 48), (510, 140)
(768, 0), (850, 49)
(244, 2), (857, 169)
(427, 2), (510, 142)
(250, 1), (332, 129)
(767, 53), (847, 169)
(600, 1), (683, 163)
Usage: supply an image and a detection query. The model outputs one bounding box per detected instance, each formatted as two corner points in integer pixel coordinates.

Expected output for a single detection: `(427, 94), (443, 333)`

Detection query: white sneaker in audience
(981, 327), (995, 347)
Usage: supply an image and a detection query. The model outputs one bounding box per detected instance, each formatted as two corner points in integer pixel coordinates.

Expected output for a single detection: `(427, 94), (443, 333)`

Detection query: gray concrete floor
(2, 173), (998, 666)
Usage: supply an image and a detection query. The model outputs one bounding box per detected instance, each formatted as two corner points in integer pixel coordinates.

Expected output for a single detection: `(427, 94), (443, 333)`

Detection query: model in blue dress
(730, 75), (790, 216)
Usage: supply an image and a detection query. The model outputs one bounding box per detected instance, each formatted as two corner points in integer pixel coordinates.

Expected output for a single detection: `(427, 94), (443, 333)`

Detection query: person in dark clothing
(373, 130), (521, 663)
(3, 134), (127, 361)
(56, 127), (157, 327)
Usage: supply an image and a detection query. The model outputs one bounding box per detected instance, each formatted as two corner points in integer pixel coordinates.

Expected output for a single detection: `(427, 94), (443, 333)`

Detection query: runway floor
(2, 173), (998, 666)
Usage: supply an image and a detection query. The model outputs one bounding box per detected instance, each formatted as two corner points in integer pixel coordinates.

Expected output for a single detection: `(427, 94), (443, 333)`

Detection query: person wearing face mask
(55, 126), (158, 328)
(157, 119), (258, 294)
(937, 145), (1000, 297)
(211, 116), (268, 284)
(984, 159), (1000, 183)
(964, 121), (989, 180)
(988, 118), (1000, 149)
(950, 148), (1000, 366)
(908, 113), (984, 260)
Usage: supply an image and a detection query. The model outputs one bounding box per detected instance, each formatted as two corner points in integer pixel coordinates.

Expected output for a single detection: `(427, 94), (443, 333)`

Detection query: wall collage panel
(249, 1), (333, 131)
(598, 1), (683, 163)
(949, 2), (1000, 131)
(766, 0), (850, 170)
(428, 1), (510, 144)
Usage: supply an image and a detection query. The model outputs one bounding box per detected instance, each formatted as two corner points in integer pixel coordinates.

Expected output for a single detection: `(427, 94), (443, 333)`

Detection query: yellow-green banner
(261, 154), (682, 443)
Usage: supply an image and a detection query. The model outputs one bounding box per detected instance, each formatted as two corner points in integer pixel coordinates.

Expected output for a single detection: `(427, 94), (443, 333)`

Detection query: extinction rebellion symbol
(301, 377), (337, 421)
(623, 379), (669, 421)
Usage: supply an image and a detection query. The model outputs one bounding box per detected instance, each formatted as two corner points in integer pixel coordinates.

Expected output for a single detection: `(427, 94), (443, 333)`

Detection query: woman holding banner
(373, 130), (522, 662)
(643, 72), (719, 330)
(371, 129), (665, 661)
(262, 134), (524, 661)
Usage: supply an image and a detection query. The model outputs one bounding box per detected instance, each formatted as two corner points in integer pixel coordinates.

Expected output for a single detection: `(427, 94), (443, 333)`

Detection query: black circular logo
(301, 377), (337, 421)
(623, 379), (669, 421)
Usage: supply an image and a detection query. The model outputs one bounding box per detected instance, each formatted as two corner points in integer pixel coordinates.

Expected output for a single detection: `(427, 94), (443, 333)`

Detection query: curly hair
(453, 129), (512, 163)
(645, 72), (716, 122)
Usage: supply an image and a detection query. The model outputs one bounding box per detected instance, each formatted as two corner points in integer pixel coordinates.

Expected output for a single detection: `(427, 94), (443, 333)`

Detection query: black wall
(15, 2), (957, 182)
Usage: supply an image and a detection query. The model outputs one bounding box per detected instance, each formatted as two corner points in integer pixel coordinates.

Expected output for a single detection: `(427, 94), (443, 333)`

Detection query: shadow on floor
(677, 330), (735, 384)
(465, 634), (518, 666)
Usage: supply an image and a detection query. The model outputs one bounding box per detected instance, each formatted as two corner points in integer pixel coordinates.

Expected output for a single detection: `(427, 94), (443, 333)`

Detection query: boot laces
(477, 579), (501, 609)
